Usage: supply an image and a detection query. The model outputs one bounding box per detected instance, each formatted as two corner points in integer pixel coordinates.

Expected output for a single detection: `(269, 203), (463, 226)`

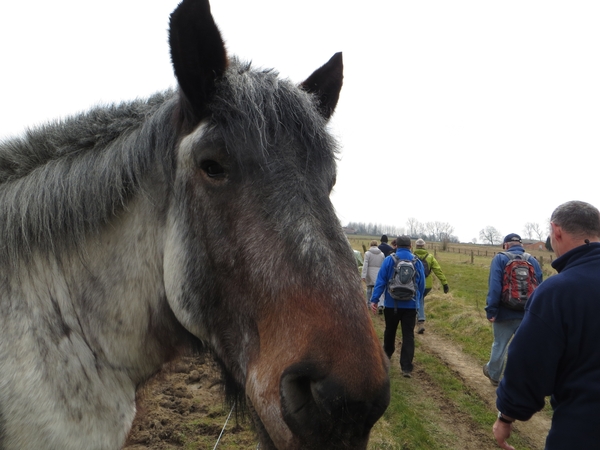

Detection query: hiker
(413, 238), (449, 334)
(378, 234), (394, 257)
(361, 240), (385, 306)
(370, 236), (425, 378)
(353, 249), (363, 270)
(483, 233), (543, 387)
(493, 201), (600, 450)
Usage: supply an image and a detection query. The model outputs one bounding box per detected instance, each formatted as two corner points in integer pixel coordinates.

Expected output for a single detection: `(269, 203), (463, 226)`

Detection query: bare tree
(424, 221), (437, 240)
(406, 217), (424, 237)
(523, 222), (535, 240)
(437, 222), (455, 240)
(531, 222), (546, 242)
(479, 226), (502, 245)
(424, 221), (454, 242)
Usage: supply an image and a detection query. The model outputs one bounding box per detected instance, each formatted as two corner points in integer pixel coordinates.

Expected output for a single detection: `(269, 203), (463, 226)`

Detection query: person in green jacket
(413, 239), (449, 334)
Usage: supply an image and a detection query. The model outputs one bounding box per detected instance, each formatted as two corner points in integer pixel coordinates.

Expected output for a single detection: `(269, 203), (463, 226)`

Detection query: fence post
(471, 250), (474, 264)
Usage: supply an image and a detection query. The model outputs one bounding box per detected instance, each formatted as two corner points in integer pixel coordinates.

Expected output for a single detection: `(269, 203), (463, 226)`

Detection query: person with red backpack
(483, 233), (543, 387)
(493, 201), (600, 449)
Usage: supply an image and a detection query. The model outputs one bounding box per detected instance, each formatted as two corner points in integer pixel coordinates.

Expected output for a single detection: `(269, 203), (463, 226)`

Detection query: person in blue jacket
(370, 235), (425, 378)
(483, 232), (543, 386)
(493, 200), (600, 450)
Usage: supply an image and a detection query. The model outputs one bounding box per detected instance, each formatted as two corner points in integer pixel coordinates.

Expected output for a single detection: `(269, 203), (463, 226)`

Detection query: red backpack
(500, 252), (538, 311)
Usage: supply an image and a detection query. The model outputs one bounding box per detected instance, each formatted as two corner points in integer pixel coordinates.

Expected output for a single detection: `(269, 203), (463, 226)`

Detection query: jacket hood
(368, 247), (383, 255)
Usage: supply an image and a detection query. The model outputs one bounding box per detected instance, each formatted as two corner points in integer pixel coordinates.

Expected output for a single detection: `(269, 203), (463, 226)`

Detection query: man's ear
(552, 223), (563, 242)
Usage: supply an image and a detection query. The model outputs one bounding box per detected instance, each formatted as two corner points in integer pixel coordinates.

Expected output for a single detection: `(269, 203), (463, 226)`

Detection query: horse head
(163, 0), (390, 448)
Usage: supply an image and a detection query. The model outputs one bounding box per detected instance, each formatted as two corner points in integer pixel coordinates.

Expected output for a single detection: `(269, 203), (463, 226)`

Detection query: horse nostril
(280, 363), (390, 447)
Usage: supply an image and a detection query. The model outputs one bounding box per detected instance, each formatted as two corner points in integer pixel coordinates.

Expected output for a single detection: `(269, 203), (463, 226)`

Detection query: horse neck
(14, 189), (184, 383)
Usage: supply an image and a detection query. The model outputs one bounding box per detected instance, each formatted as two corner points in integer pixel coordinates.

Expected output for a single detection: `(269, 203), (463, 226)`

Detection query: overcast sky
(2, 1), (599, 242)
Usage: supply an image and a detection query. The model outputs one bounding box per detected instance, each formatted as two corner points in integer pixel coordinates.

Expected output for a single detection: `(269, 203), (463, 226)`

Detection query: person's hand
(489, 317), (496, 323)
(493, 419), (515, 450)
(443, 284), (449, 294)
(370, 302), (378, 314)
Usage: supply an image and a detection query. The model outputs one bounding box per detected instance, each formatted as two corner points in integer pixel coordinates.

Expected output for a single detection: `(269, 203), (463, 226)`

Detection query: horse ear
(169, 0), (228, 122)
(300, 52), (343, 119)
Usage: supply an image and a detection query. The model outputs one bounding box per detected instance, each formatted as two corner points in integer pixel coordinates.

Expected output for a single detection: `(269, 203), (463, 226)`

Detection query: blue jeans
(417, 288), (432, 322)
(487, 318), (522, 381)
(366, 285), (374, 305)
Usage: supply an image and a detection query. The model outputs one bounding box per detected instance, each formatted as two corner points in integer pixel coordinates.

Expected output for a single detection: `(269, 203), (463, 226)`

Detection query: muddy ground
(123, 328), (550, 450)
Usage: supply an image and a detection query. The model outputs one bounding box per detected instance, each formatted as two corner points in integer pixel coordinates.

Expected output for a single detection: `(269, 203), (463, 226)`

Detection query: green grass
(368, 315), (541, 450)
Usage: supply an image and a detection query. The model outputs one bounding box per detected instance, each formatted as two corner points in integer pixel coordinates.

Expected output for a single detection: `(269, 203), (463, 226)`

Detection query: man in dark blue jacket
(370, 236), (425, 378)
(493, 200), (600, 450)
(378, 234), (394, 257)
(483, 233), (543, 386)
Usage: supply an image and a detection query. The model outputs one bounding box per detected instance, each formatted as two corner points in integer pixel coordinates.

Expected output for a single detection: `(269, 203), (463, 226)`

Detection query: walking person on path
(378, 234), (394, 257)
(483, 233), (543, 386)
(362, 240), (385, 306)
(413, 238), (449, 334)
(370, 236), (425, 378)
(493, 200), (600, 450)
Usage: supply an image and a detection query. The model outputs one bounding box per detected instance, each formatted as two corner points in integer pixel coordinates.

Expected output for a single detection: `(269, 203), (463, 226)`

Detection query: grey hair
(551, 200), (600, 238)
(209, 59), (338, 171)
(0, 58), (338, 265)
(0, 91), (179, 263)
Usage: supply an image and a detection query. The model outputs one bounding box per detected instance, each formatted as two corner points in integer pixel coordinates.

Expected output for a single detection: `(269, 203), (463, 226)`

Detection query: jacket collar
(552, 242), (600, 273)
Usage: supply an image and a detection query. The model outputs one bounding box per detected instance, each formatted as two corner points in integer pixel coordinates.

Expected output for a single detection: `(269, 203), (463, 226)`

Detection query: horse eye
(200, 160), (225, 178)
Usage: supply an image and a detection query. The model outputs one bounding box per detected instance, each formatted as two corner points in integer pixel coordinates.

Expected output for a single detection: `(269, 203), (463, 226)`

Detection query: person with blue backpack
(370, 236), (425, 378)
(483, 233), (543, 387)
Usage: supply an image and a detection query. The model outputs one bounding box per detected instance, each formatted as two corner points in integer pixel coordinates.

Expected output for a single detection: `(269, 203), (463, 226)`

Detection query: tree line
(345, 219), (549, 246)
(344, 218), (459, 243)
(478, 222), (548, 245)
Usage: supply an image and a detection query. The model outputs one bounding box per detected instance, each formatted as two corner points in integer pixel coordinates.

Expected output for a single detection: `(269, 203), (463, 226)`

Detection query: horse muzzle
(279, 361), (390, 449)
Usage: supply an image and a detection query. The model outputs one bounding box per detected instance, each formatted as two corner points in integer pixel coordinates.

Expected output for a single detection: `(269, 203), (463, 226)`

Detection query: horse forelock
(0, 91), (179, 264)
(209, 58), (339, 175)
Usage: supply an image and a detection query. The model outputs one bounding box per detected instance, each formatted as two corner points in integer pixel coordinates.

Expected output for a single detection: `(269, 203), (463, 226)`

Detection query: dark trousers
(383, 307), (417, 373)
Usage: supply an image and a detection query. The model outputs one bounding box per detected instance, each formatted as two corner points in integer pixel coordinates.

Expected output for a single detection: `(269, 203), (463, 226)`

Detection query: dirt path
(417, 331), (551, 450)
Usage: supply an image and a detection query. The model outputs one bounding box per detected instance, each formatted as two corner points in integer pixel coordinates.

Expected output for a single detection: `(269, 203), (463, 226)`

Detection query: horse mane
(0, 58), (338, 264)
(0, 90), (179, 263)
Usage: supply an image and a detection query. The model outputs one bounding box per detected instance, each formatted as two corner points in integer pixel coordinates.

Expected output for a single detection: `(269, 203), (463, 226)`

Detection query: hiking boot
(483, 364), (499, 386)
(378, 306), (384, 315)
(417, 321), (425, 334)
(402, 371), (412, 378)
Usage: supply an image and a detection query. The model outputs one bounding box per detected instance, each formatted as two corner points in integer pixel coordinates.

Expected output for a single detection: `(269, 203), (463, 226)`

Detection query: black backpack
(417, 253), (431, 277)
(388, 255), (418, 301)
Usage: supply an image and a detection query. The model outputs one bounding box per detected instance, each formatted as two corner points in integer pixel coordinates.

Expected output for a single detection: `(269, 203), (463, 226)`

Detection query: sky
(2, 1), (599, 243)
